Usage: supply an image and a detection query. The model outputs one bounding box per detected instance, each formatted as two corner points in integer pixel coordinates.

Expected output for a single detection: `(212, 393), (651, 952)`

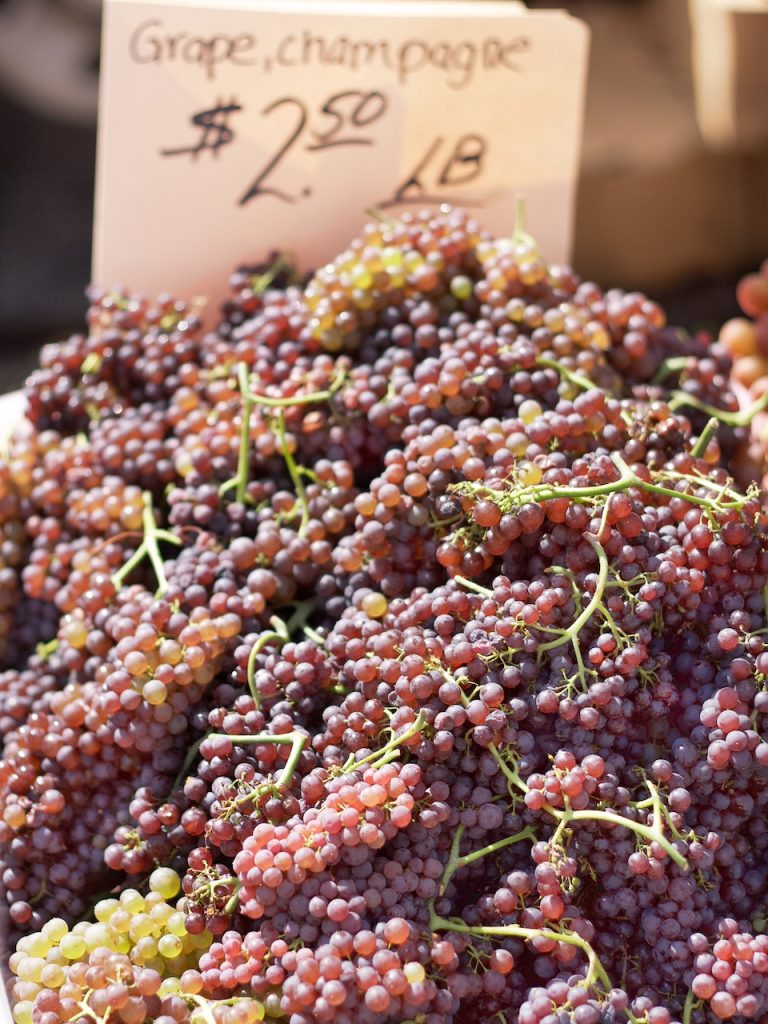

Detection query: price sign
(94, 0), (589, 310)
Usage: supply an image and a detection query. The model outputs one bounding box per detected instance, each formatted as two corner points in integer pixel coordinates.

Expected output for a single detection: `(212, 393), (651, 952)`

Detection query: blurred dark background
(1, 0), (767, 392)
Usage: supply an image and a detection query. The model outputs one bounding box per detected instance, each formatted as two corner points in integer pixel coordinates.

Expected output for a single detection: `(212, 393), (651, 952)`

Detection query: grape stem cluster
(244, 601), (315, 706)
(220, 361), (346, 515)
(453, 453), (748, 516)
(111, 492), (182, 596)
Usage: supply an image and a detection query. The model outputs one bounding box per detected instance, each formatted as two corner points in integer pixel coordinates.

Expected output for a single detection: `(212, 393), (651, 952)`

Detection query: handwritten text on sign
(94, 1), (589, 312)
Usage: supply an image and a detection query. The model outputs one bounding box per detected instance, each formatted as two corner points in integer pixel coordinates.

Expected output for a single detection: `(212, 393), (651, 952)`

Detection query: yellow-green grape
(137, 956), (165, 976)
(11, 1000), (33, 1024)
(149, 866), (182, 899)
(543, 308), (565, 333)
(15, 958), (45, 984)
(120, 888), (146, 914)
(585, 321), (611, 351)
(84, 922), (117, 951)
(518, 462), (543, 487)
(351, 289), (374, 313)
(143, 679), (168, 705)
(94, 897), (120, 923)
(519, 259), (545, 286)
(128, 913), (155, 940)
(360, 592), (387, 619)
(22, 933), (50, 958)
(59, 933), (87, 960)
(523, 304), (543, 329)
(149, 901), (174, 927)
(403, 962), (426, 985)
(3, 802), (26, 830)
(41, 918), (68, 944)
(159, 976), (182, 996)
(351, 267), (373, 290)
(166, 911), (188, 937)
(109, 908), (134, 934)
(404, 251), (423, 274)
(133, 936), (159, 961)
(518, 400), (543, 425)
(263, 994), (282, 1018)
(449, 275), (474, 301)
(44, 947), (67, 968)
(506, 298), (525, 323)
(61, 614), (88, 649)
(189, 929), (215, 950)
(382, 247), (404, 269)
(158, 933), (184, 959)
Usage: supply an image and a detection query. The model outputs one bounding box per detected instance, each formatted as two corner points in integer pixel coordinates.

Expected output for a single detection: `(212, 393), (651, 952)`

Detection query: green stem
(220, 362), (345, 503)
(171, 734), (206, 793)
(232, 362), (254, 506)
(29, 877), (48, 907)
(550, 802), (572, 850)
(647, 779), (664, 835)
(282, 600), (315, 636)
(538, 536), (608, 653)
(223, 882), (243, 917)
(682, 985), (698, 1024)
(247, 366), (347, 409)
(654, 468), (744, 503)
(439, 824), (466, 894)
(457, 452), (746, 515)
(511, 193), (536, 249)
(187, 993), (264, 1024)
(274, 409), (309, 536)
(429, 909), (612, 991)
(690, 417), (719, 459)
(251, 390), (334, 409)
(650, 355), (691, 386)
(252, 253), (289, 294)
(567, 808), (687, 868)
(35, 637), (59, 661)
(439, 824), (537, 895)
(341, 711), (427, 773)
(245, 603), (315, 705)
(173, 730), (307, 796)
(669, 384), (768, 427)
(453, 575), (493, 597)
(111, 492), (181, 596)
(246, 631), (282, 705)
(487, 744), (529, 797)
(646, 779), (685, 842)
(206, 731), (308, 788)
(278, 731), (308, 788)
(612, 454), (746, 511)
(535, 356), (597, 393)
(630, 796), (655, 810)
(486, 746), (686, 868)
(74, 999), (104, 1024)
(303, 624), (325, 646)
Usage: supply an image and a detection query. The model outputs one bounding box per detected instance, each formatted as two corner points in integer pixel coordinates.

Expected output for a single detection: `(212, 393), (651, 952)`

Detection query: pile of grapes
(2, 207), (768, 1024)
(717, 260), (768, 489)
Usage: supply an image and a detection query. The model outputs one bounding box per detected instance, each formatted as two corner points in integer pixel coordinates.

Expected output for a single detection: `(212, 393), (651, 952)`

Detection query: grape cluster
(3, 209), (768, 1024)
(688, 922), (768, 1022)
(717, 260), (768, 488)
